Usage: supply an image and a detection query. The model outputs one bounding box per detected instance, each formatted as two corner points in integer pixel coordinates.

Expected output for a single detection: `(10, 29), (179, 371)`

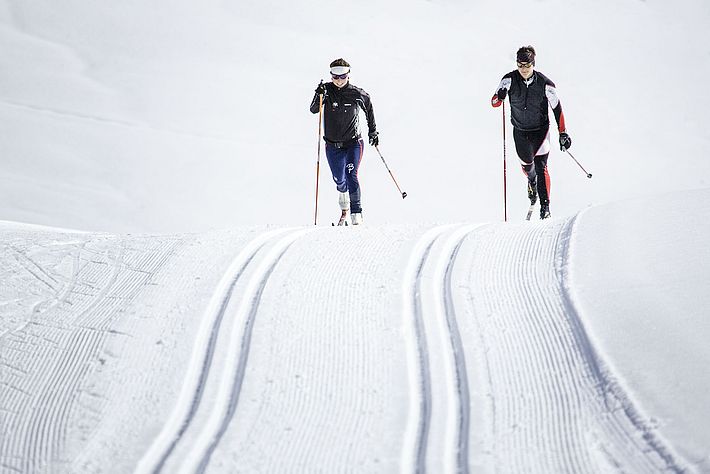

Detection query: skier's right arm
(310, 82), (327, 114)
(491, 76), (512, 108)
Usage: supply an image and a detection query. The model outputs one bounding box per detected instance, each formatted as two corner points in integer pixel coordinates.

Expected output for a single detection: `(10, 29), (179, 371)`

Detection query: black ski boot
(528, 182), (538, 205)
(540, 204), (551, 220)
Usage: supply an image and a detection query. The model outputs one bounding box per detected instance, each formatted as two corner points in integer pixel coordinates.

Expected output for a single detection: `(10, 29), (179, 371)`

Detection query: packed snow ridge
(1, 189), (708, 473)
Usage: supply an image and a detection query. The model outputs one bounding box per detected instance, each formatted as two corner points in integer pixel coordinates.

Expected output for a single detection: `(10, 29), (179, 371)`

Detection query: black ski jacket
(310, 82), (377, 144)
(491, 70), (566, 133)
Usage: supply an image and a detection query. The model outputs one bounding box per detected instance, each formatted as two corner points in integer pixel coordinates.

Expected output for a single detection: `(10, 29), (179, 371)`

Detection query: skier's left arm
(546, 84), (572, 150)
(358, 90), (379, 146)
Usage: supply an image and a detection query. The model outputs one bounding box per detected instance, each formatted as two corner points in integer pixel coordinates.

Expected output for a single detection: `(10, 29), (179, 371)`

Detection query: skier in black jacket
(491, 46), (572, 219)
(310, 58), (378, 225)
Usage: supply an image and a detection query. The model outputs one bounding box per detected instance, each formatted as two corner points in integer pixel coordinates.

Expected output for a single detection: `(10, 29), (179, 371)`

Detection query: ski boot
(351, 212), (363, 225)
(540, 204), (551, 220)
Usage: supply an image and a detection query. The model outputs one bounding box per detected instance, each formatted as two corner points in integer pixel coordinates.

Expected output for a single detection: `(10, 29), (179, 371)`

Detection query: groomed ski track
(0, 218), (690, 473)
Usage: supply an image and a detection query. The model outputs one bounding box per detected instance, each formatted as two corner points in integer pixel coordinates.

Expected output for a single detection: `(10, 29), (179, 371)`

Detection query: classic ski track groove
(401, 225), (447, 473)
(212, 226), (415, 472)
(402, 224), (479, 474)
(432, 224), (480, 473)
(1, 236), (180, 474)
(462, 218), (687, 473)
(135, 227), (297, 474)
(178, 228), (313, 474)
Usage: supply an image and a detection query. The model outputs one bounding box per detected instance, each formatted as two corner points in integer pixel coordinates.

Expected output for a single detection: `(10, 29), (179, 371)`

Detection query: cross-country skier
(491, 46), (572, 219)
(310, 58), (378, 225)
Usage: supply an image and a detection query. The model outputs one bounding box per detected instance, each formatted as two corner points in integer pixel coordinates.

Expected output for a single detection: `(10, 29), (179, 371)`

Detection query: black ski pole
(564, 148), (593, 179)
(374, 145), (407, 199)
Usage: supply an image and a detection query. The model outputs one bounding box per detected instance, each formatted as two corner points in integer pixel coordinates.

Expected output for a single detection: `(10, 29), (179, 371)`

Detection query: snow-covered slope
(2, 190), (708, 472)
(2, 0), (710, 231)
(568, 188), (710, 471)
(2, 0), (710, 472)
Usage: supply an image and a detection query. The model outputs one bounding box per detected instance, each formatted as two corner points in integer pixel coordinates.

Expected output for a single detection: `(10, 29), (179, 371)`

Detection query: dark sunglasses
(517, 62), (533, 68)
(331, 73), (349, 80)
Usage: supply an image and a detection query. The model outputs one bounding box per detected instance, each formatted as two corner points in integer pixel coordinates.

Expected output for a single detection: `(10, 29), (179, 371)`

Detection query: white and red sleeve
(545, 84), (566, 133)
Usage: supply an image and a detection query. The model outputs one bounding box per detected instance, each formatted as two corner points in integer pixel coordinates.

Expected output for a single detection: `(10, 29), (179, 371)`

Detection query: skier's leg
(344, 139), (364, 214)
(534, 153), (550, 206)
(523, 127), (551, 219)
(528, 127), (551, 206)
(513, 128), (536, 188)
(325, 143), (348, 193)
(521, 162), (535, 182)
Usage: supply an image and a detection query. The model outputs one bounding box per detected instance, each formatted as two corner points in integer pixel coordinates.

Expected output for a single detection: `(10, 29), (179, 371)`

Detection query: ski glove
(315, 82), (326, 95)
(369, 132), (379, 147)
(491, 89), (507, 107)
(559, 132), (572, 151)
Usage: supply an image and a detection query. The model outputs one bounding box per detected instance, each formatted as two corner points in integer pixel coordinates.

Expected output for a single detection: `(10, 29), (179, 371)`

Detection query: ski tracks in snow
(401, 224), (481, 474)
(141, 223), (482, 474)
(0, 234), (182, 474)
(400, 219), (689, 473)
(457, 218), (688, 473)
(136, 227), (313, 474)
(3, 221), (691, 473)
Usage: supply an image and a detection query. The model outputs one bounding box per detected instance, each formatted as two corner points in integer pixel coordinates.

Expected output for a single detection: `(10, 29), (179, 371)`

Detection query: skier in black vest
(310, 58), (378, 226)
(491, 46), (572, 219)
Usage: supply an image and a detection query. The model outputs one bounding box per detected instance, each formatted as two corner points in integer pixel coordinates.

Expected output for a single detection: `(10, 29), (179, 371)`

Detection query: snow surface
(2, 0), (710, 472)
(2, 197), (709, 472)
